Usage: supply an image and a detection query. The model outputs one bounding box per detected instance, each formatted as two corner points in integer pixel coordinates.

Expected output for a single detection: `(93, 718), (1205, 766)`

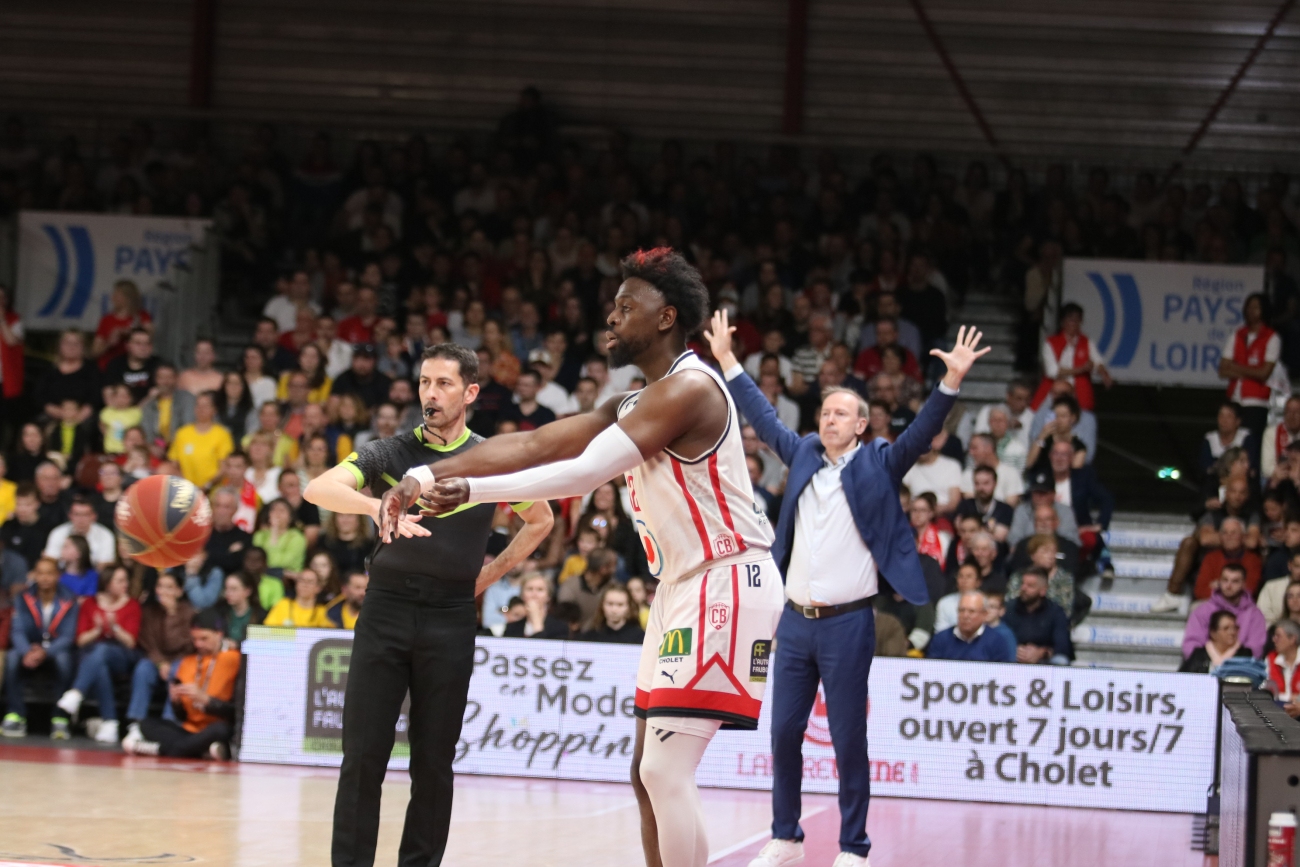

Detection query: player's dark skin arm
(419, 369), (728, 515)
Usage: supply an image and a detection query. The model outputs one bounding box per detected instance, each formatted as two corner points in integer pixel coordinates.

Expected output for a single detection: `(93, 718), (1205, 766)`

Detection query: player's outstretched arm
(421, 371), (724, 516)
(378, 398), (623, 542)
(306, 464), (431, 538)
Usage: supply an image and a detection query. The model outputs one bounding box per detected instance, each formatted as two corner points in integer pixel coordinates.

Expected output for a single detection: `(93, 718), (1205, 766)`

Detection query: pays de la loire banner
(1062, 258), (1264, 387)
(241, 631), (1217, 813)
(16, 210), (211, 331)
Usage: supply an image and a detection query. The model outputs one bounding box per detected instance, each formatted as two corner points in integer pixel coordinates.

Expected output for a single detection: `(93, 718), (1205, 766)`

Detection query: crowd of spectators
(2, 87), (1300, 749)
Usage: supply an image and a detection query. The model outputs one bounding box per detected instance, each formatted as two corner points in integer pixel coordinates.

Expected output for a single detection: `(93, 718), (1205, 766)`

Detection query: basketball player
(379, 248), (780, 867)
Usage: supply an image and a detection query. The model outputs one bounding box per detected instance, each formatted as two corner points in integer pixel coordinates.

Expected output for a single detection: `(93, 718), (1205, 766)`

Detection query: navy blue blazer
(727, 371), (957, 606)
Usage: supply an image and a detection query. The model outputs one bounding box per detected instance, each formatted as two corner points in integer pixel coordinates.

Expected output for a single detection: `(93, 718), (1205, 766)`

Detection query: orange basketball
(114, 475), (213, 569)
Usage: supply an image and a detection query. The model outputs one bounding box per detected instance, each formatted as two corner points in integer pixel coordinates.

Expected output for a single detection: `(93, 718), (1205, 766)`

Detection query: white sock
(639, 726), (712, 867)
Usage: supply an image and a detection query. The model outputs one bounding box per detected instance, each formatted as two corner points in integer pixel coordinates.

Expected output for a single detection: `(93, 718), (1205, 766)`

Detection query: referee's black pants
(331, 572), (478, 867)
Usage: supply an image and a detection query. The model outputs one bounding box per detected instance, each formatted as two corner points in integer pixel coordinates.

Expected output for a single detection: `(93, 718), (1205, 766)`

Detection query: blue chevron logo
(36, 224), (96, 319)
(1085, 271), (1143, 368)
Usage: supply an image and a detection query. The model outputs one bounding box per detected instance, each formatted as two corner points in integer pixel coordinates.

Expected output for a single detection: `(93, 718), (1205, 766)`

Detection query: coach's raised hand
(931, 325), (992, 391)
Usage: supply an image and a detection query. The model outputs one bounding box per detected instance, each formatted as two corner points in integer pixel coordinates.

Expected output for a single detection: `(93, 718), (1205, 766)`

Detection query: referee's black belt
(787, 596), (873, 620)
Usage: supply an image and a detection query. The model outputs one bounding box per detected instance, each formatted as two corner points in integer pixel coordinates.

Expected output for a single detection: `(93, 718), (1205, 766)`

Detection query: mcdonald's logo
(658, 628), (693, 659)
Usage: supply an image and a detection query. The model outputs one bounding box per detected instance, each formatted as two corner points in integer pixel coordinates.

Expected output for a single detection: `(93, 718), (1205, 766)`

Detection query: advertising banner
(242, 630), (1218, 813)
(15, 210), (211, 332)
(1062, 258), (1264, 387)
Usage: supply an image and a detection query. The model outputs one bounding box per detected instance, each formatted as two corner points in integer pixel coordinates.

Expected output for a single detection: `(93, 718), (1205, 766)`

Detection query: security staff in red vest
(1032, 303), (1112, 412)
(1219, 293), (1279, 472)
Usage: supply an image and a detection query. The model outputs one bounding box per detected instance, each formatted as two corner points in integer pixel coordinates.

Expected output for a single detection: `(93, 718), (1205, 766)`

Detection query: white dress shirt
(784, 443), (879, 607)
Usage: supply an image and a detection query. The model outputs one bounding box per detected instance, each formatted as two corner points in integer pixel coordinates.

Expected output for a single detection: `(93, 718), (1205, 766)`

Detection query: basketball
(114, 474), (213, 569)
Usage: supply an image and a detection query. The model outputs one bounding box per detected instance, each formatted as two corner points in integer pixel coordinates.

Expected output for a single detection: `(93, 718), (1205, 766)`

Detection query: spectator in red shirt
(854, 317), (922, 381)
(338, 286), (380, 344)
(55, 565), (142, 743)
(1194, 516), (1262, 600)
(91, 280), (153, 370)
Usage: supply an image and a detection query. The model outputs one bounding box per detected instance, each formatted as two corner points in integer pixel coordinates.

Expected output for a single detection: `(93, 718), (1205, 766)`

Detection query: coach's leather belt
(787, 596), (873, 620)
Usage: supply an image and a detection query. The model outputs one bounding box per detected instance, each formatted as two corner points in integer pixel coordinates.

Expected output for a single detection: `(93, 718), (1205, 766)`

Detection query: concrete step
(1074, 648), (1182, 672)
(965, 361), (1017, 382)
(957, 380), (1014, 401)
(1112, 554), (1174, 579)
(947, 321), (1015, 342)
(1106, 526), (1188, 552)
(1072, 622), (1185, 653)
(1087, 575), (1174, 597)
(957, 307), (1018, 327)
(1087, 591), (1188, 620)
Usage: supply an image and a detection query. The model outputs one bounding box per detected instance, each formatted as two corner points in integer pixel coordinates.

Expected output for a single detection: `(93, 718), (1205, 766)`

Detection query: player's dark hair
(620, 247), (709, 336)
(1060, 302), (1084, 320)
(422, 342), (479, 385)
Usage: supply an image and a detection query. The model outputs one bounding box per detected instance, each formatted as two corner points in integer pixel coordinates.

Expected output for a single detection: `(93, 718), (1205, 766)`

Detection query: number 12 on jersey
(745, 564), (761, 587)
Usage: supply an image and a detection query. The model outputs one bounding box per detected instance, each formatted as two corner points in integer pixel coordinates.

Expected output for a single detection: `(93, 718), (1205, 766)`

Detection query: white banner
(15, 210), (211, 332)
(241, 630), (1218, 813)
(1062, 258), (1264, 387)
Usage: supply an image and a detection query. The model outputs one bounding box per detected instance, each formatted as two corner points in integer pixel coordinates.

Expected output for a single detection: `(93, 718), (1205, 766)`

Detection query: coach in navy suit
(706, 313), (989, 867)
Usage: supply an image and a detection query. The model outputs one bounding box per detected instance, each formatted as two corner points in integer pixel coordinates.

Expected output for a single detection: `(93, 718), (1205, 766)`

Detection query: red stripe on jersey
(677, 653), (761, 710)
(672, 458), (714, 561)
(728, 565), (739, 666)
(697, 569), (708, 669)
(635, 688), (651, 711)
(707, 453), (746, 552)
(647, 681), (762, 721)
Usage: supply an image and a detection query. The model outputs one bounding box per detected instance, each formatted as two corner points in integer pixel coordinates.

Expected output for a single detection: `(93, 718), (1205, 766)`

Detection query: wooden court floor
(0, 743), (1211, 867)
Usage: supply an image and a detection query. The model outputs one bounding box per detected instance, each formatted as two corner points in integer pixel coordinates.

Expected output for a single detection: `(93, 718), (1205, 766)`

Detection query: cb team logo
(1084, 270), (1143, 369)
(708, 602), (729, 630)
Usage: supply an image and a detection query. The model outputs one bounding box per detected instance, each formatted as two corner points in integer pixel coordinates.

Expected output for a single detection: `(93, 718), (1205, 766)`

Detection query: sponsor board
(241, 630), (1217, 812)
(1063, 258), (1263, 387)
(16, 211), (210, 331)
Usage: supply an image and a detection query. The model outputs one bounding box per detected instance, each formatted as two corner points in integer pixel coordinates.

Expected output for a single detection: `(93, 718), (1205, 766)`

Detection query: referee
(305, 344), (553, 867)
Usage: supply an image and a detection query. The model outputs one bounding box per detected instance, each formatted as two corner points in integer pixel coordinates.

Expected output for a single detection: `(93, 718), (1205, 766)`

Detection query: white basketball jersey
(616, 351), (773, 584)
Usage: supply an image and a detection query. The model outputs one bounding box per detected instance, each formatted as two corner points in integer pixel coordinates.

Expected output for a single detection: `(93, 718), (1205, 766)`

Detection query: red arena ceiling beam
(782, 0), (809, 135)
(1165, 0), (1297, 182)
(189, 0), (218, 109)
(908, 0), (1007, 165)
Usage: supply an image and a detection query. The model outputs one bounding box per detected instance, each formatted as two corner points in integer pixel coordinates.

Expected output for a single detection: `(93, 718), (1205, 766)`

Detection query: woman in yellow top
(276, 343), (332, 405)
(263, 567), (330, 627)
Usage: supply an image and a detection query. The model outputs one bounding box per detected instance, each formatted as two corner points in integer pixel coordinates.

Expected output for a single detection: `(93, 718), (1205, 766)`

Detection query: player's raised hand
(930, 325), (992, 390)
(703, 309), (739, 370)
(419, 477), (472, 516)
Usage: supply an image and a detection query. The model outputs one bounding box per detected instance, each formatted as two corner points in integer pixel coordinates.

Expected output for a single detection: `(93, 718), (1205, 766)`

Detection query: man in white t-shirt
(903, 436), (963, 514)
(522, 349), (573, 417)
(43, 495), (117, 571)
(1219, 292), (1280, 470)
(262, 270), (321, 334)
(959, 433), (1023, 507)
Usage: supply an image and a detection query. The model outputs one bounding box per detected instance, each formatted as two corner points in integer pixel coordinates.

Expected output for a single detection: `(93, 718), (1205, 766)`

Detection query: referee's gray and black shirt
(340, 427), (531, 583)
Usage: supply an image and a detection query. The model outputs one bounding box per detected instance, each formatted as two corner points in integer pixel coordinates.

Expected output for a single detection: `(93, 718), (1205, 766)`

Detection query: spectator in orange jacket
(1193, 516), (1262, 600)
(121, 608), (240, 759)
